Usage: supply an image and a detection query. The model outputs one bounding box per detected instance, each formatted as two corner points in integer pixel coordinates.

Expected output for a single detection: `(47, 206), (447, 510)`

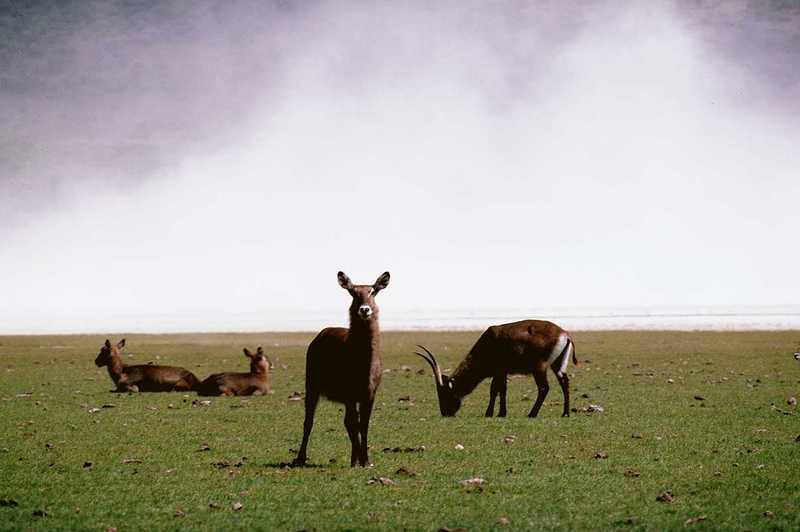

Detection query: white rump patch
(557, 340), (573, 377)
(547, 333), (569, 365)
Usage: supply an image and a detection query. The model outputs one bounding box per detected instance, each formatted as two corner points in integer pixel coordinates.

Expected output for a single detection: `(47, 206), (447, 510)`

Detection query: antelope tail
(555, 337), (579, 377)
(571, 338), (580, 368)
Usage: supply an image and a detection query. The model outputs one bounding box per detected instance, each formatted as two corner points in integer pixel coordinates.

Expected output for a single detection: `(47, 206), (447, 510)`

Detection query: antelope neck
(347, 314), (380, 354)
(106, 353), (126, 383)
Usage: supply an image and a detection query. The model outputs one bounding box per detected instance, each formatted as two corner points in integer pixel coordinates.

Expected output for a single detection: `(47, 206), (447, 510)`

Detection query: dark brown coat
(196, 347), (271, 396)
(95, 339), (199, 392)
(293, 271), (389, 467)
(416, 320), (578, 417)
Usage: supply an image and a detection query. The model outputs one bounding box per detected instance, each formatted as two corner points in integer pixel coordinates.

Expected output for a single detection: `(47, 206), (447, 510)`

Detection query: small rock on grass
(788, 397), (797, 406)
(382, 446), (425, 453)
(460, 477), (485, 486)
(684, 515), (706, 525)
(438, 527), (467, 532)
(503, 436), (515, 444)
(498, 516), (511, 526)
(594, 451), (608, 459)
(694, 395), (705, 401)
(367, 477), (396, 486)
(231, 501), (243, 511)
(454, 444), (465, 451)
(395, 467), (416, 477)
(624, 468), (640, 478)
(198, 443), (210, 452)
(174, 509), (185, 518)
(656, 491), (674, 503)
(763, 511), (774, 518)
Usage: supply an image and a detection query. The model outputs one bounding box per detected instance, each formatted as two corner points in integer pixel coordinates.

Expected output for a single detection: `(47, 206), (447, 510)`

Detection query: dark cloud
(0, 0), (306, 228)
(676, 0), (800, 107)
(1, 0), (798, 233)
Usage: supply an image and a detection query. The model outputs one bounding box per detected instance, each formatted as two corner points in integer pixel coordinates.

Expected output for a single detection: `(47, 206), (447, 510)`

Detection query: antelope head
(95, 338), (125, 367)
(244, 346), (270, 374)
(414, 345), (462, 416)
(338, 271), (390, 322)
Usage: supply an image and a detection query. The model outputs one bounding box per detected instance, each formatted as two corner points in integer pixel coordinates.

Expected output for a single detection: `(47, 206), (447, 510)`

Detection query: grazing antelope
(94, 339), (199, 392)
(292, 271), (390, 467)
(196, 347), (272, 396)
(415, 320), (578, 417)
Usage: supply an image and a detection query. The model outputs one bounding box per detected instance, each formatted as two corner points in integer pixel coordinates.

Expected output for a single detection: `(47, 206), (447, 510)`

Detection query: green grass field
(0, 330), (798, 531)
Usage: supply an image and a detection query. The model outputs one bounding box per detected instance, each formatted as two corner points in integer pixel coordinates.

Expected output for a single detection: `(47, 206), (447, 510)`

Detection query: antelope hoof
(290, 457), (307, 467)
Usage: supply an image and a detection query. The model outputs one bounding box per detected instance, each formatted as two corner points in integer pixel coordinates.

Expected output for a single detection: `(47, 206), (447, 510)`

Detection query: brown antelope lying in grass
(196, 347), (272, 396)
(95, 339), (199, 392)
(415, 320), (578, 417)
(293, 271), (390, 467)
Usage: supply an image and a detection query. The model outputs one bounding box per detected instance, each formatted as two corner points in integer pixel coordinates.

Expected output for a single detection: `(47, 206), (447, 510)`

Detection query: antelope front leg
(357, 399), (375, 467)
(344, 402), (360, 467)
(485, 375), (502, 417)
(292, 391), (319, 466)
(497, 374), (508, 417)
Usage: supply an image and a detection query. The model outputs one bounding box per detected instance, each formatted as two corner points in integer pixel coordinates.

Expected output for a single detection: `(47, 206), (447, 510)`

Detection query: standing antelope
(415, 320), (578, 417)
(94, 339), (199, 392)
(196, 347), (272, 396)
(292, 271), (390, 467)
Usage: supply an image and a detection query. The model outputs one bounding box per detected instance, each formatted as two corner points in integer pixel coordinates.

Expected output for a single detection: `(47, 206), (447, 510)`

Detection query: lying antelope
(196, 347), (272, 396)
(293, 271), (390, 467)
(94, 339), (199, 392)
(415, 320), (578, 417)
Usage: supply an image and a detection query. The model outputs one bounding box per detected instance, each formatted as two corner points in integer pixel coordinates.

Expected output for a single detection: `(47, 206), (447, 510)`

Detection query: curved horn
(415, 345), (443, 386)
(414, 352), (442, 386)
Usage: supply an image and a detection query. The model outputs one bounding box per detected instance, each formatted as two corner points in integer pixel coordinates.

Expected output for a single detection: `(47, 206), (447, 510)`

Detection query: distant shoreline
(1, 307), (799, 335)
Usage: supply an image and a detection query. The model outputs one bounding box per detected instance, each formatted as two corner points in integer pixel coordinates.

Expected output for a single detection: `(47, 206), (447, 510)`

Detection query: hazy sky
(1, 1), (799, 333)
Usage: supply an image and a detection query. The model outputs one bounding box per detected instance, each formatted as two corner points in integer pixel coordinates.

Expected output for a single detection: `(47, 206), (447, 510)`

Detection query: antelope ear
(105, 339), (111, 348)
(337, 271), (353, 290)
(373, 271), (390, 293)
(117, 339), (126, 349)
(256, 346), (264, 355)
(243, 348), (253, 357)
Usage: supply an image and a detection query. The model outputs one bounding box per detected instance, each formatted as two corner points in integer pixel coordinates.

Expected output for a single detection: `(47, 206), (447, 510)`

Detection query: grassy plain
(0, 330), (798, 531)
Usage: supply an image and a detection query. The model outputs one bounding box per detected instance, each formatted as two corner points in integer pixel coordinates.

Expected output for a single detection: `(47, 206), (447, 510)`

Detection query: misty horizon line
(2, 304), (800, 336)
